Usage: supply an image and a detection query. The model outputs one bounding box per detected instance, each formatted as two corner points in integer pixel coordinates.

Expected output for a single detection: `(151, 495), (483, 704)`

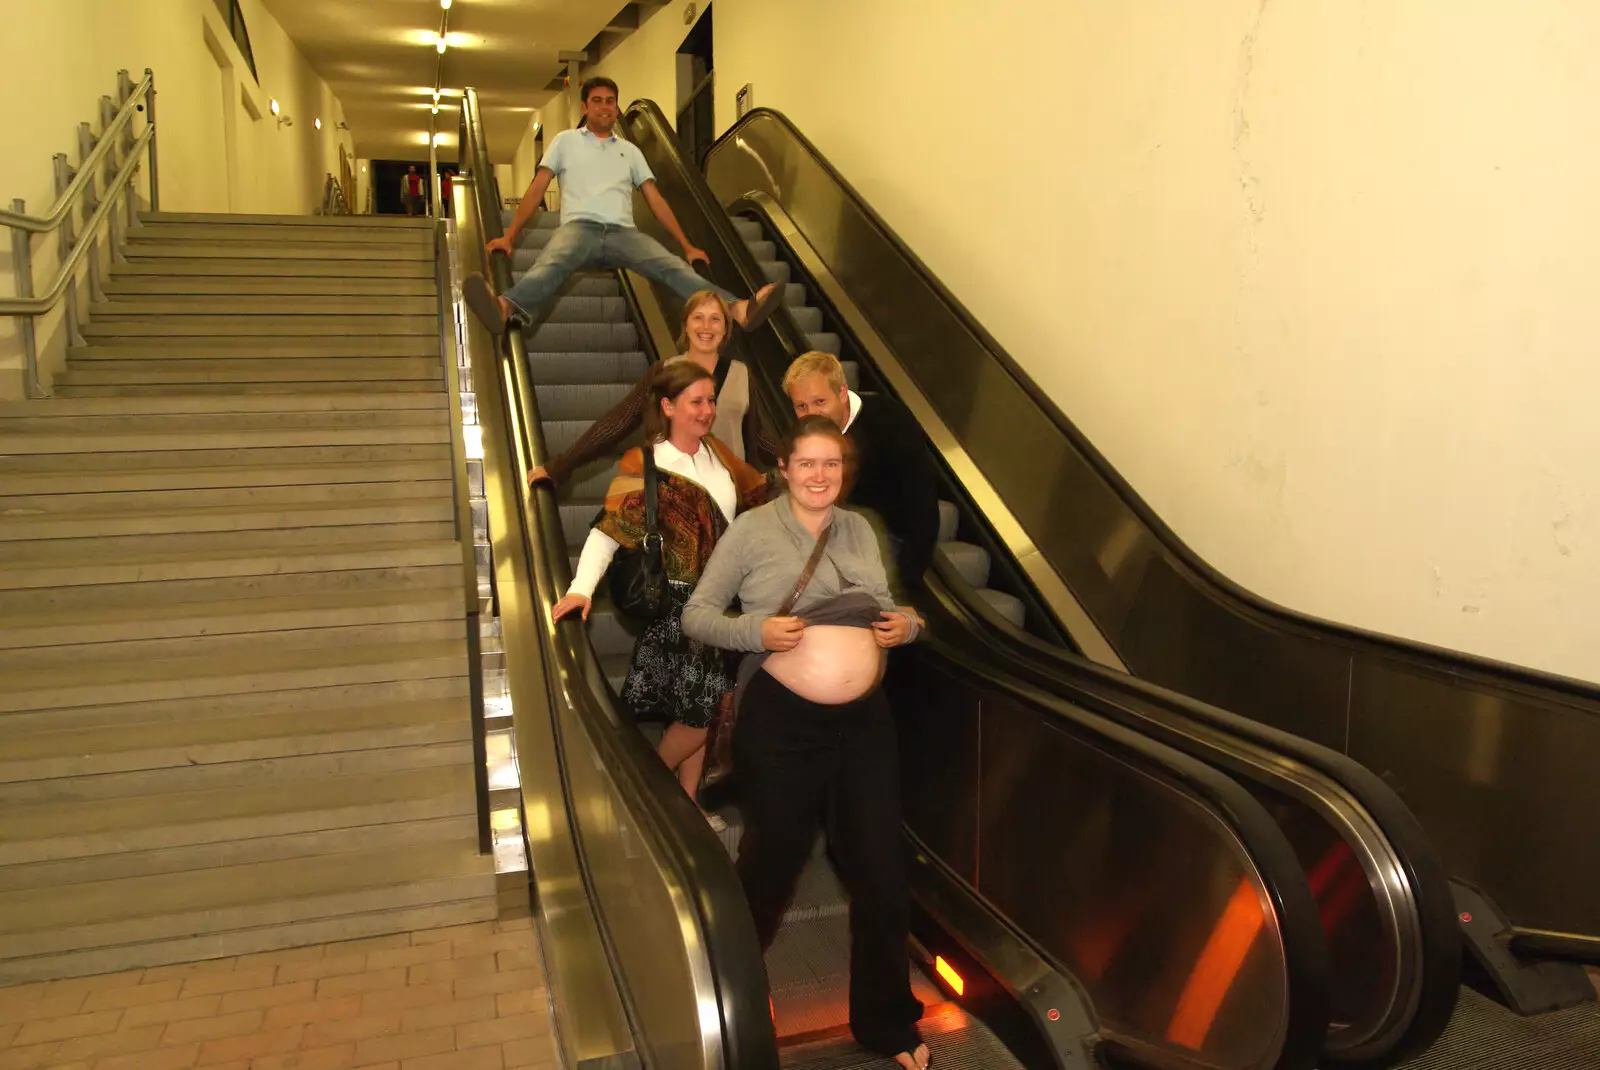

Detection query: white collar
(842, 390), (863, 433)
(655, 437), (709, 464)
(579, 125), (618, 143)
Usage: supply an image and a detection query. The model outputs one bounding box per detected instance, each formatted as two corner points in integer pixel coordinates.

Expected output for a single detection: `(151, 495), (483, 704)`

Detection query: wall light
(436, 34), (448, 53)
(360, 165), (367, 173)
(314, 117), (322, 130)
(269, 98), (280, 116)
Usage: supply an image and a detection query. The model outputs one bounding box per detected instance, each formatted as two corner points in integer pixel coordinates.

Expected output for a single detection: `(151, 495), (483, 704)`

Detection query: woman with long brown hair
(552, 361), (770, 821)
(528, 289), (780, 487)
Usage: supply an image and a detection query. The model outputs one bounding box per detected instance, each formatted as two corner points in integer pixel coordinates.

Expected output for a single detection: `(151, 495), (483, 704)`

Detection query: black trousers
(735, 670), (924, 1057)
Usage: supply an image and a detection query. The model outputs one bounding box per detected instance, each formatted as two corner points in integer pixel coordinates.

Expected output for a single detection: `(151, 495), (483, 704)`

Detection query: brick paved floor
(0, 916), (557, 1070)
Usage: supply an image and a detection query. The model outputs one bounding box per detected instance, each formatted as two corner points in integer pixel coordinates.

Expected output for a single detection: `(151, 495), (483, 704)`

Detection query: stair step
(132, 222), (433, 245)
(0, 423), (449, 455)
(1, 676), (468, 738)
(0, 839), (494, 970)
(0, 407), (445, 435)
(0, 813), (477, 895)
(0, 392), (446, 418)
(0, 442), (450, 476)
(56, 360), (444, 385)
(0, 761), (475, 867)
(4, 520), (456, 563)
(82, 314), (437, 337)
(2, 478), (454, 515)
(0, 637), (467, 714)
(69, 336), (438, 357)
(0, 587), (464, 653)
(0, 458), (452, 497)
(140, 211), (434, 229)
(113, 258), (434, 278)
(53, 379), (447, 396)
(0, 614), (463, 670)
(0, 539), (462, 596)
(102, 276), (437, 297)
(125, 240), (431, 261)
(1, 494), (450, 537)
(90, 295), (436, 316)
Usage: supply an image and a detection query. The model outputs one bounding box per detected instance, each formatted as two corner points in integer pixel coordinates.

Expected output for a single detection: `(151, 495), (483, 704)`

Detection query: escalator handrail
(707, 106), (1600, 706)
(731, 192), (1461, 1063)
(459, 91), (778, 1070)
(932, 556), (1463, 1064)
(624, 98), (1334, 1070)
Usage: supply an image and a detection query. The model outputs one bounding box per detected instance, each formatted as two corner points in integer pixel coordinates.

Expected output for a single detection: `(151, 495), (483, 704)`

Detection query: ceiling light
(436, 34), (448, 53)
(441, 0), (452, 8)
(431, 104), (440, 115)
(433, 132), (445, 146)
(314, 117), (322, 130)
(269, 98), (280, 116)
(433, 89), (441, 103)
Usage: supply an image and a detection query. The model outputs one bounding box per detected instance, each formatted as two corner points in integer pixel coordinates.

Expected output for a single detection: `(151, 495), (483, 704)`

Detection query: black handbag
(608, 447), (668, 619)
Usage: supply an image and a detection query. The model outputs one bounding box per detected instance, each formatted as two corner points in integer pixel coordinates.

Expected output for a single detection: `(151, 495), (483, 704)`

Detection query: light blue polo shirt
(540, 127), (654, 228)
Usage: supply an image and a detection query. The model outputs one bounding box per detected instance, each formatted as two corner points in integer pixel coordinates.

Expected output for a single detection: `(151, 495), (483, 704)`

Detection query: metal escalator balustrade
(702, 107), (1600, 970)
(456, 88), (778, 1070)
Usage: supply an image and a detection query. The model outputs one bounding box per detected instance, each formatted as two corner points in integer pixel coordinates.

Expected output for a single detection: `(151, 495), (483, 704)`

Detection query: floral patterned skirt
(620, 580), (733, 729)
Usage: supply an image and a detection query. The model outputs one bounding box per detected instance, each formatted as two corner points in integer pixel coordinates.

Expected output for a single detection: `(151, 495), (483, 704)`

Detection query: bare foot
(892, 1044), (930, 1070)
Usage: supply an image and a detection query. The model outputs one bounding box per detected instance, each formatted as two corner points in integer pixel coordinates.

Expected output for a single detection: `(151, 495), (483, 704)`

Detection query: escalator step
(733, 218), (762, 241)
(523, 351), (649, 386)
(540, 295), (629, 323)
(787, 306), (824, 333)
(745, 240), (777, 261)
(937, 501), (958, 543)
(534, 383), (635, 422)
(783, 283), (807, 306)
(779, 1005), (1023, 1070)
(977, 588), (1026, 630)
(522, 321), (638, 353)
(806, 332), (841, 356)
(759, 260), (792, 285)
(938, 541), (991, 590)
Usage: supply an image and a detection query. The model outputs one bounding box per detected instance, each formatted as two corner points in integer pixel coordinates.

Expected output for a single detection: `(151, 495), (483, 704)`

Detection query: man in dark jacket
(783, 351), (940, 593)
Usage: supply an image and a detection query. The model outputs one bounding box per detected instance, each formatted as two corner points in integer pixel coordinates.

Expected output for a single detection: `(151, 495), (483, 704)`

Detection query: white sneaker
(704, 811), (729, 833)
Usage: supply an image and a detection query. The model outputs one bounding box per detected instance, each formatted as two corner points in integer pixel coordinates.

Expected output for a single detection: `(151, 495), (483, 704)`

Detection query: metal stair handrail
(1, 68), (159, 397)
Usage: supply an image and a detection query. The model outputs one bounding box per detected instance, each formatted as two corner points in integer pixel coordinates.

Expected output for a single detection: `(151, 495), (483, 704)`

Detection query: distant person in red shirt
(401, 166), (423, 216)
(440, 169), (455, 218)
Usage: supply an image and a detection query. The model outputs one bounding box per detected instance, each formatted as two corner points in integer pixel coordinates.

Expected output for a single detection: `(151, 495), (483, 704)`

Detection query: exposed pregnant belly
(763, 625), (884, 705)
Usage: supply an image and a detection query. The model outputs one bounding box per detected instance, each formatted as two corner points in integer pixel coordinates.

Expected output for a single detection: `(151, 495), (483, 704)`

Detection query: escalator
(634, 100), (1600, 1063)
(455, 89), (1335, 1070)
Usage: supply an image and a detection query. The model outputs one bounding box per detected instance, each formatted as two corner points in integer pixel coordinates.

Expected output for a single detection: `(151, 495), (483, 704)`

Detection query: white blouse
(567, 438), (737, 600)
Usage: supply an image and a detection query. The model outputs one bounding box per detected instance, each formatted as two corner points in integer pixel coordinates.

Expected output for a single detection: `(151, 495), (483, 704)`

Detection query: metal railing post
(10, 200), (41, 398)
(52, 154), (86, 350)
(145, 69), (160, 212)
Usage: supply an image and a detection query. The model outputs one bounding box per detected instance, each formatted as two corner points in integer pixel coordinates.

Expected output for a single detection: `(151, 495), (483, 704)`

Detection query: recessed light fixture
(314, 117), (322, 130)
(269, 98), (280, 116)
(441, 0), (452, 8)
(435, 34), (448, 53)
(431, 104), (440, 115)
(433, 132), (445, 146)
(433, 89), (441, 103)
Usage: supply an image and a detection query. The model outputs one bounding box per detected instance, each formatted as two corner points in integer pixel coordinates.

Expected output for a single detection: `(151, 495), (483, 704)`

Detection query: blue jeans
(502, 220), (737, 319)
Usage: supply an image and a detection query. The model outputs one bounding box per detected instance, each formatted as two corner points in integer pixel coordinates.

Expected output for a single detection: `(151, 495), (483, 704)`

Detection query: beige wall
(2, 0), (354, 397)
(596, 0), (1600, 682)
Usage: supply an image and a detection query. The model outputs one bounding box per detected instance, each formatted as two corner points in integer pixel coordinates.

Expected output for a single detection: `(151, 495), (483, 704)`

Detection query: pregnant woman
(552, 361), (770, 822)
(682, 415), (930, 1070)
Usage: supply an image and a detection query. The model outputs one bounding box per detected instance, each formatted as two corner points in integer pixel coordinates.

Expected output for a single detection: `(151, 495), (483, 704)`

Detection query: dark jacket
(844, 392), (941, 591)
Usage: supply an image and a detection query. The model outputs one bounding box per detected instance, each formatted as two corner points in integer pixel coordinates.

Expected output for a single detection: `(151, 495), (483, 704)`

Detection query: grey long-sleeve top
(681, 495), (920, 653)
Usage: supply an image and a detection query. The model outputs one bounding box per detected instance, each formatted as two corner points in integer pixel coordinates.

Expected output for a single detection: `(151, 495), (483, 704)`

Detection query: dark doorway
(676, 4), (714, 166)
(372, 159), (457, 216)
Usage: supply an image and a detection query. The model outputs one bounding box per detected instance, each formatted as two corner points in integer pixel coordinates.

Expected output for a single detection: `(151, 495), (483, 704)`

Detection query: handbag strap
(642, 446), (660, 544)
(777, 522), (832, 616)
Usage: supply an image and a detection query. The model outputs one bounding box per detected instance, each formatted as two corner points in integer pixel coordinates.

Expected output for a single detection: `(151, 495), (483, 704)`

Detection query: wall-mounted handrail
(0, 126), (153, 318)
(0, 70), (156, 235)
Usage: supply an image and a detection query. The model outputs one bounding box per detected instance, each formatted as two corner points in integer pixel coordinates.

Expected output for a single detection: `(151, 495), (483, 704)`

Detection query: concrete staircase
(0, 213), (496, 984)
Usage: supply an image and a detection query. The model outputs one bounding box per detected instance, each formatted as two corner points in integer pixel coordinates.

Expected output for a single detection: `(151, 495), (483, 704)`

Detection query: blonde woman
(531, 290), (781, 488)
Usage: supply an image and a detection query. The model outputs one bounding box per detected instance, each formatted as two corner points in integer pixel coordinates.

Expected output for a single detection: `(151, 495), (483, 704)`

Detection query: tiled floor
(0, 916), (557, 1070)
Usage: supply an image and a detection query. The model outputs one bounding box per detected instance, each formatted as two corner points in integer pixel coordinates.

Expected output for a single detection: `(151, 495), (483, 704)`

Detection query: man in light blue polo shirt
(462, 76), (782, 337)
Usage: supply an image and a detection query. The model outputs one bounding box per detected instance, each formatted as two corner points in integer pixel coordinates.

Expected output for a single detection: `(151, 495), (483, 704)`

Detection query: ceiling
(261, 0), (642, 163)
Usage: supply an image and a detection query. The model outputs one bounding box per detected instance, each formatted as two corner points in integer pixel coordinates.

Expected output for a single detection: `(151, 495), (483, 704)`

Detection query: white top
(540, 127), (654, 228)
(843, 389), (863, 432)
(567, 438), (737, 600)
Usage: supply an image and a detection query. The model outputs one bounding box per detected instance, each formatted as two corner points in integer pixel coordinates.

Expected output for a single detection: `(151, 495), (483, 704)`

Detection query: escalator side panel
(892, 653), (1302, 1070)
